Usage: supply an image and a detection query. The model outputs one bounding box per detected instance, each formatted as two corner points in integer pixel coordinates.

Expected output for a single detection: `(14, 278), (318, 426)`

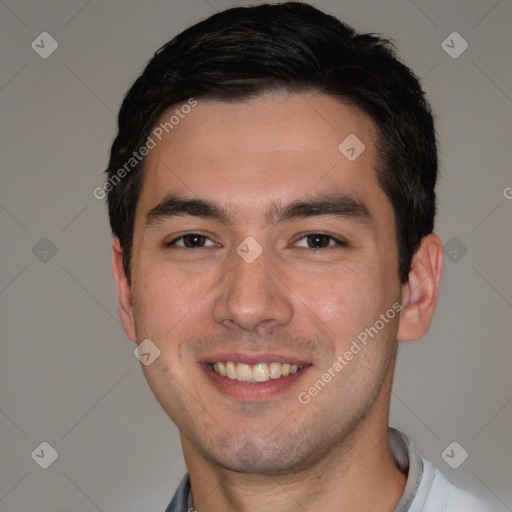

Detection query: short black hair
(105, 1), (438, 285)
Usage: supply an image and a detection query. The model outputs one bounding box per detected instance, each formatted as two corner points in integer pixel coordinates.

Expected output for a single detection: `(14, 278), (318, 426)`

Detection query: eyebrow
(268, 192), (372, 228)
(145, 192), (373, 231)
(146, 195), (230, 227)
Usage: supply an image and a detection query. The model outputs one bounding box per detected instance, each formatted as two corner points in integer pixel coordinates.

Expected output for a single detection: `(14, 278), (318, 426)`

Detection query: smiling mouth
(208, 361), (306, 383)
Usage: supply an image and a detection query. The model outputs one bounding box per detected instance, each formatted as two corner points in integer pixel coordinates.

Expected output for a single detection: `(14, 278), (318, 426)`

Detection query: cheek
(288, 264), (388, 343)
(132, 266), (212, 341)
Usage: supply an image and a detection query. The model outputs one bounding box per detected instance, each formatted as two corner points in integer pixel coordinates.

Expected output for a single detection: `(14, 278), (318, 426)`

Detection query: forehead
(136, 92), (388, 223)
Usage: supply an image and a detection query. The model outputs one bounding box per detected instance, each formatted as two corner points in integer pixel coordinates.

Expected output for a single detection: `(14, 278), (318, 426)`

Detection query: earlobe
(112, 238), (137, 342)
(397, 233), (443, 342)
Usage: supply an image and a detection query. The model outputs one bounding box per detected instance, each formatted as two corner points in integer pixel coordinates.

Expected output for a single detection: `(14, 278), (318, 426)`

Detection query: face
(119, 93), (405, 474)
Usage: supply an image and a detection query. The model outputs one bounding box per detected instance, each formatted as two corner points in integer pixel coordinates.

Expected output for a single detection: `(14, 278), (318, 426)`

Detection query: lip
(199, 361), (312, 401)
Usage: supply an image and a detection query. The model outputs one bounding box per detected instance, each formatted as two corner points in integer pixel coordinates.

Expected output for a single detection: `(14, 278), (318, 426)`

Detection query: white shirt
(389, 427), (488, 511)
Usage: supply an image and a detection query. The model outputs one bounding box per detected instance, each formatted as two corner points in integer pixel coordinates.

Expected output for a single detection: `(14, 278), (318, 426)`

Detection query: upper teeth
(212, 362), (304, 382)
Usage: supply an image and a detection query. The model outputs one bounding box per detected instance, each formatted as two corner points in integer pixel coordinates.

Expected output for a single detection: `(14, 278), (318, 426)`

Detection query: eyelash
(165, 233), (217, 249)
(294, 233), (347, 249)
(165, 232), (347, 250)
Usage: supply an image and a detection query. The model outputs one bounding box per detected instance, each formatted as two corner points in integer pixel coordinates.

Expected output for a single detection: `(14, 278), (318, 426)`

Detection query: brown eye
(295, 233), (345, 249)
(182, 234), (206, 248)
(166, 233), (216, 248)
(306, 234), (331, 248)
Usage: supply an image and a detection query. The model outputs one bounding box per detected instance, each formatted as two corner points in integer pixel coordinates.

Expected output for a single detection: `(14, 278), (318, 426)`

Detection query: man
(105, 3), (487, 511)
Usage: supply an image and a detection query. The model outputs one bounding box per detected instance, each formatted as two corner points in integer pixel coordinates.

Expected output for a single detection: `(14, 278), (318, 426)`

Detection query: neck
(182, 386), (407, 512)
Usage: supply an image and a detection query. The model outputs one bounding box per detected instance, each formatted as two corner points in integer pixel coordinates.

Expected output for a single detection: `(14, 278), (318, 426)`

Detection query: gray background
(1, 0), (511, 510)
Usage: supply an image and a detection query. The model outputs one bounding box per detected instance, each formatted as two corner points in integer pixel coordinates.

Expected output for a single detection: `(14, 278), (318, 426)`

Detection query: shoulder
(389, 429), (489, 512)
(418, 459), (489, 512)
(445, 483), (490, 512)
(164, 474), (190, 512)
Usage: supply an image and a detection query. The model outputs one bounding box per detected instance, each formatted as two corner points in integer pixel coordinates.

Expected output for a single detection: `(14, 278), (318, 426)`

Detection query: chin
(203, 435), (330, 476)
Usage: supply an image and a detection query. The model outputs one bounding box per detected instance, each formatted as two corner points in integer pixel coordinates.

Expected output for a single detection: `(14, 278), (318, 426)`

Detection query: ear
(112, 238), (136, 343)
(397, 233), (443, 342)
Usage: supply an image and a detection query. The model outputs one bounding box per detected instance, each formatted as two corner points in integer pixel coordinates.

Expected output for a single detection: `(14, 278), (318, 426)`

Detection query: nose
(212, 247), (295, 332)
